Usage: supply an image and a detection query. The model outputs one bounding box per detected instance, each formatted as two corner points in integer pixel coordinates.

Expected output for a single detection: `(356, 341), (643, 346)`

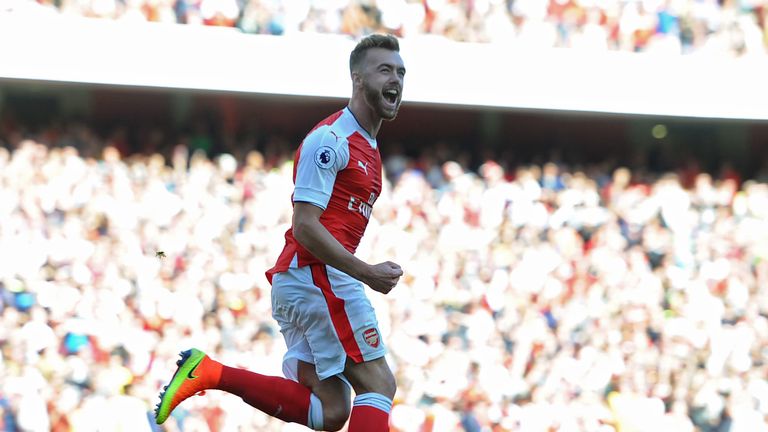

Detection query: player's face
(360, 48), (406, 121)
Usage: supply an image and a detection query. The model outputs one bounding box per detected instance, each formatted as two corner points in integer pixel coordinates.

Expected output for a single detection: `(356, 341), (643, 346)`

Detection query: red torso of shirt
(266, 109), (382, 282)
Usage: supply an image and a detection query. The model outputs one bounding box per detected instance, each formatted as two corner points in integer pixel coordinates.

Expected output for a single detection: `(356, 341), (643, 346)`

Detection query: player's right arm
(293, 202), (402, 294)
(291, 128), (402, 294)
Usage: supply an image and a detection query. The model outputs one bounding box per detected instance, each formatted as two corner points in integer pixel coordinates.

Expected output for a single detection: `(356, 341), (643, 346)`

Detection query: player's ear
(351, 70), (363, 88)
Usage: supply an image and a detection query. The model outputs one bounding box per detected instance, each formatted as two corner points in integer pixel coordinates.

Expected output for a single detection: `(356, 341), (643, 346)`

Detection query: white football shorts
(271, 264), (387, 382)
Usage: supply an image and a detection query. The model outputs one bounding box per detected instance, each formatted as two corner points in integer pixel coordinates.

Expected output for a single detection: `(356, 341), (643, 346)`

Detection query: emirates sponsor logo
(347, 192), (377, 220)
(363, 328), (380, 348)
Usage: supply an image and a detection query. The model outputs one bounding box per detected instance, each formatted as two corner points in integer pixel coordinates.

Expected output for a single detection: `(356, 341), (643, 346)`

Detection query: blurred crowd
(2, 121), (768, 432)
(4, 0), (767, 56)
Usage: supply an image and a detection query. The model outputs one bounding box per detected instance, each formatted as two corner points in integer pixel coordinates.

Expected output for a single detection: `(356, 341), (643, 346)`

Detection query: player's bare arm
(292, 201), (402, 294)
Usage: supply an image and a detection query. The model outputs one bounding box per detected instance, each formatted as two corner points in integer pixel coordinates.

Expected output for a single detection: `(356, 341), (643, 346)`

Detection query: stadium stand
(4, 0), (768, 55)
(1, 120), (768, 430)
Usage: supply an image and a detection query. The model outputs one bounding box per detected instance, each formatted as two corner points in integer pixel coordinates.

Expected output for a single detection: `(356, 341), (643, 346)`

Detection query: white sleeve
(293, 127), (350, 210)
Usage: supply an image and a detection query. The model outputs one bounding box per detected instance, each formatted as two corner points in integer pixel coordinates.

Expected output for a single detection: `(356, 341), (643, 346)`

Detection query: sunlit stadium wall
(2, 12), (768, 121)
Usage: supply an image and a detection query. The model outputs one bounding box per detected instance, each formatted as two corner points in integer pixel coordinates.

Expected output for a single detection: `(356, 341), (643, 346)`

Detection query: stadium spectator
(2, 0), (766, 56)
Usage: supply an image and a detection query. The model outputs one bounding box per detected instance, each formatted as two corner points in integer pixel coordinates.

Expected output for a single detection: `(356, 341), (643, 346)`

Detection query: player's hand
(363, 261), (403, 294)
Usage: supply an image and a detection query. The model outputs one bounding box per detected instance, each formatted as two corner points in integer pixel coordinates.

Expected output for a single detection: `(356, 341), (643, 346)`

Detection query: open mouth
(383, 88), (399, 105)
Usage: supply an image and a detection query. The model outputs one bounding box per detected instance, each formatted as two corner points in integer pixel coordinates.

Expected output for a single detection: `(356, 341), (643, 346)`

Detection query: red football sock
(348, 405), (389, 431)
(215, 365), (311, 425)
(348, 393), (392, 432)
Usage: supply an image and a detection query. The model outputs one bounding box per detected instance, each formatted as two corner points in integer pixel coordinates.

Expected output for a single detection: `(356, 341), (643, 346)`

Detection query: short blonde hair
(349, 34), (400, 75)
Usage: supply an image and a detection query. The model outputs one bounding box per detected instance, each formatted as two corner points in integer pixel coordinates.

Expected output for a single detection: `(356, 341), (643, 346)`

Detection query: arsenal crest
(363, 328), (379, 348)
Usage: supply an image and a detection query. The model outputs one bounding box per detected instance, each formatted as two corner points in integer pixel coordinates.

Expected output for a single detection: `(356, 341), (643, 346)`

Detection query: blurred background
(2, 1), (768, 431)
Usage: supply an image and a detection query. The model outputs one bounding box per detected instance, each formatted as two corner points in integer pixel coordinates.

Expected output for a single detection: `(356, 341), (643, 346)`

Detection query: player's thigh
(300, 264), (388, 380)
(342, 356), (396, 399)
(297, 360), (351, 422)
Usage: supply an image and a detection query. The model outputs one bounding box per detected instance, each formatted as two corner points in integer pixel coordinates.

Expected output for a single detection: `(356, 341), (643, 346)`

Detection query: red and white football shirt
(266, 107), (382, 282)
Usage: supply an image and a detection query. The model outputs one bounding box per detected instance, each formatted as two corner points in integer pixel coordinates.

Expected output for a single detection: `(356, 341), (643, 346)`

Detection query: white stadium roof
(2, 11), (768, 120)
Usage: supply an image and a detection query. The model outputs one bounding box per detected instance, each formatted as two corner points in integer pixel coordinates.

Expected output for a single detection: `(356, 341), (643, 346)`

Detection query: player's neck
(347, 100), (381, 139)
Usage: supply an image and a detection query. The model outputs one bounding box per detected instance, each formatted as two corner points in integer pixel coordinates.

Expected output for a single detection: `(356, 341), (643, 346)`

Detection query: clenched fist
(362, 261), (403, 294)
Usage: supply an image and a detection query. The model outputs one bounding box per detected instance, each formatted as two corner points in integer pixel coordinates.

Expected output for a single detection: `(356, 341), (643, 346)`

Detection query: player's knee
(323, 402), (351, 431)
(372, 361), (397, 399)
(360, 366), (397, 399)
(346, 358), (397, 399)
(380, 369), (397, 399)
